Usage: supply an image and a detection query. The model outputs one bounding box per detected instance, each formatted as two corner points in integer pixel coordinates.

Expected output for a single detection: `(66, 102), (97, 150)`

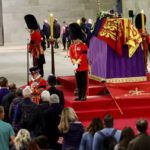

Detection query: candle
(141, 10), (145, 33)
(50, 14), (53, 38)
(77, 19), (80, 26)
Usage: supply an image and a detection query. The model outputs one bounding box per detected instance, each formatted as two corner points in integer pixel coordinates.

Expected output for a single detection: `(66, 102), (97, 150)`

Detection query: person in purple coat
(0, 77), (10, 105)
(58, 107), (84, 150)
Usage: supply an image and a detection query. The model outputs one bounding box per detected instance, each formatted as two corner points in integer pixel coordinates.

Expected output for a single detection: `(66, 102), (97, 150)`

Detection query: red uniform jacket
(29, 77), (47, 104)
(69, 42), (88, 72)
(138, 29), (150, 51)
(29, 30), (44, 60)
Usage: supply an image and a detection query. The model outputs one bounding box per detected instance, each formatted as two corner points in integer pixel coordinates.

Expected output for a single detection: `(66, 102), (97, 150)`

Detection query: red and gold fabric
(69, 42), (88, 72)
(29, 77), (47, 104)
(122, 19), (142, 58)
(97, 17), (142, 58)
(97, 18), (123, 56)
(29, 30), (44, 65)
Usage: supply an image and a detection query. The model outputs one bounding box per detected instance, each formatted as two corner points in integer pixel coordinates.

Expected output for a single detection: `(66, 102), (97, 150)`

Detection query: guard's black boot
(74, 97), (81, 101)
(81, 88), (87, 101)
(81, 97), (86, 101)
(74, 88), (82, 101)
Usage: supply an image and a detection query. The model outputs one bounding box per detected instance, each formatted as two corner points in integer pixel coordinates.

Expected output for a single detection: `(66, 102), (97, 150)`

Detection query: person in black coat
(54, 19), (61, 49)
(47, 74), (65, 107)
(28, 90), (51, 137)
(127, 118), (150, 150)
(2, 83), (17, 123)
(43, 20), (50, 48)
(43, 94), (63, 150)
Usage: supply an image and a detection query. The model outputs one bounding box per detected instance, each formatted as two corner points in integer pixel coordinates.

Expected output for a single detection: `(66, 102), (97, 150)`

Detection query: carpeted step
(116, 97), (150, 108)
(57, 76), (76, 90)
(76, 105), (150, 122)
(57, 76), (105, 96)
(71, 96), (115, 111)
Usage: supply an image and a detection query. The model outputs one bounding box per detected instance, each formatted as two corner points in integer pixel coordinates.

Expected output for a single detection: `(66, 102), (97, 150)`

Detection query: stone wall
(2, 0), (97, 45)
(2, 0), (116, 45)
(0, 0), (3, 45)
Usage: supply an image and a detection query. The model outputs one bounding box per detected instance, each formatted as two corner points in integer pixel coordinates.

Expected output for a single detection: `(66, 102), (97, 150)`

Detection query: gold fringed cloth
(97, 17), (142, 58)
(122, 19), (142, 58)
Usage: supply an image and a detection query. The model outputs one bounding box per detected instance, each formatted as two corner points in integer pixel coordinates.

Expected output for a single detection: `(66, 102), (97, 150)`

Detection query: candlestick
(77, 19), (80, 26)
(141, 10), (145, 33)
(50, 14), (53, 39)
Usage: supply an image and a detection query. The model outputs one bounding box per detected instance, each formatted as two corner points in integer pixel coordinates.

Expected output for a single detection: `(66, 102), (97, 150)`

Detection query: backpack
(99, 129), (117, 150)
(20, 102), (36, 129)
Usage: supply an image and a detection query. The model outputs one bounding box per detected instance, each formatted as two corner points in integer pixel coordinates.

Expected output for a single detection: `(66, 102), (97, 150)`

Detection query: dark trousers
(55, 38), (59, 48)
(75, 70), (88, 98)
(62, 34), (66, 50)
(46, 36), (50, 48)
(33, 55), (45, 77)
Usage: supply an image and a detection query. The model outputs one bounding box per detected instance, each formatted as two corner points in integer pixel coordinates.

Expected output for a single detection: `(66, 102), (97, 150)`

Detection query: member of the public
(61, 21), (67, 50)
(43, 19), (50, 48)
(24, 14), (45, 77)
(127, 118), (150, 150)
(54, 19), (61, 49)
(29, 66), (47, 104)
(69, 23), (88, 101)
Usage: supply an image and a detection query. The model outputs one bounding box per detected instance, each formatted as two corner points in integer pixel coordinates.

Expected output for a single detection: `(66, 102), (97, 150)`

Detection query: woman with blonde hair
(11, 129), (31, 150)
(58, 107), (84, 150)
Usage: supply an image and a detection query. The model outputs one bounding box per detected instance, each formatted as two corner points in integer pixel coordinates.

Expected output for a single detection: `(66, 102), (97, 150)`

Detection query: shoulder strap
(111, 129), (117, 137)
(99, 131), (106, 138)
(98, 129), (117, 137)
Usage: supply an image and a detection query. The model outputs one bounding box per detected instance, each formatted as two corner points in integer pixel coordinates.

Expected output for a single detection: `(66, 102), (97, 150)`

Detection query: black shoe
(81, 97), (86, 101)
(74, 97), (81, 101)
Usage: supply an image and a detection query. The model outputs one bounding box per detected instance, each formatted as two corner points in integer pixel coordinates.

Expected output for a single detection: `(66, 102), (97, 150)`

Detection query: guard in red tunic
(69, 23), (88, 101)
(29, 66), (47, 104)
(135, 13), (150, 59)
(24, 14), (45, 77)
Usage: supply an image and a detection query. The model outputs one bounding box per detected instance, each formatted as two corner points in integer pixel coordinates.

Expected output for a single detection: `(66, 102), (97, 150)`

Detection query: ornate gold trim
(89, 74), (147, 83)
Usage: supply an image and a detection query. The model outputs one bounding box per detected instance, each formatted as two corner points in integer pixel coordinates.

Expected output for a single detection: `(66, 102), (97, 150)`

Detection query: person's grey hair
(14, 129), (31, 149)
(41, 90), (51, 102)
(50, 94), (60, 104)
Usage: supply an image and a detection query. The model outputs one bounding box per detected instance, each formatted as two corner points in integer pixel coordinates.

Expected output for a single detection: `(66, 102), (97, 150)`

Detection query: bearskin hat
(24, 14), (38, 30)
(135, 13), (146, 30)
(69, 23), (85, 40)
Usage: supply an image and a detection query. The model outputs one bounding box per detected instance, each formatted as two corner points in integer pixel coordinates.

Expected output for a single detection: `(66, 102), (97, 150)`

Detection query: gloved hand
(72, 59), (77, 64)
(73, 64), (78, 70)
(76, 59), (81, 65)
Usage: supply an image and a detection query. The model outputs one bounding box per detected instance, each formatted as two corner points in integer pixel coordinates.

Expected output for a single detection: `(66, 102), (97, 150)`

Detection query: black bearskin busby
(69, 23), (86, 41)
(24, 14), (38, 30)
(135, 13), (146, 30)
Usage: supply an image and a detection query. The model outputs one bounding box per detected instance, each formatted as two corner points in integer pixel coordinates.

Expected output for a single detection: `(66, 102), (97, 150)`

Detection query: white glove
(73, 64), (78, 70)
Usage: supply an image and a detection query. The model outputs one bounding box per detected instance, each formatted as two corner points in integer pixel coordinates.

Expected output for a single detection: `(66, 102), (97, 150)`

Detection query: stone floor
(0, 45), (74, 87)
(0, 44), (150, 87)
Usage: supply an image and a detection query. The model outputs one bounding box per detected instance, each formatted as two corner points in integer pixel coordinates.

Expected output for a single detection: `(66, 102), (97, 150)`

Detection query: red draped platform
(57, 74), (150, 134)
